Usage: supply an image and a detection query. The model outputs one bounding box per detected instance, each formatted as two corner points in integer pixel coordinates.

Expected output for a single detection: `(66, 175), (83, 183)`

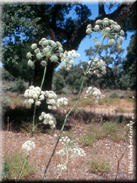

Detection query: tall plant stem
(17, 65), (47, 181)
(41, 37), (105, 181)
(40, 73), (86, 181)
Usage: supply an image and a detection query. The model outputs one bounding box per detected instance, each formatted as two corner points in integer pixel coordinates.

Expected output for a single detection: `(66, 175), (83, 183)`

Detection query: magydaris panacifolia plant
(17, 17), (126, 181)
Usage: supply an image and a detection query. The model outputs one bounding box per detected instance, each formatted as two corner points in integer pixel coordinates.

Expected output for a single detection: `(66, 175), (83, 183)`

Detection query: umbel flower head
(86, 18), (124, 50)
(60, 50), (80, 71)
(39, 112), (57, 129)
(87, 57), (106, 77)
(26, 38), (64, 67)
(86, 86), (102, 104)
(22, 140), (35, 151)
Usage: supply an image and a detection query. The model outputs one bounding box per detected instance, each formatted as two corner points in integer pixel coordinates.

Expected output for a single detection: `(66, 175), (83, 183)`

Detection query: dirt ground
(1, 119), (136, 181)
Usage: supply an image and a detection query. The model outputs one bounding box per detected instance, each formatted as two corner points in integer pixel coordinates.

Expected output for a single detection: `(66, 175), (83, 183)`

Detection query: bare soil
(1, 120), (136, 181)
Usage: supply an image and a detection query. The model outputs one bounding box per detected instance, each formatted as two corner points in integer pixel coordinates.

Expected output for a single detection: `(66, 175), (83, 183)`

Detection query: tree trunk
(32, 60), (57, 116)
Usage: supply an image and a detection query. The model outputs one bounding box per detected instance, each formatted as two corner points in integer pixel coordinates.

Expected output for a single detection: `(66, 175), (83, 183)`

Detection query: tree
(2, 41), (34, 85)
(52, 72), (66, 93)
(119, 33), (136, 90)
(85, 43), (125, 89)
(2, 2), (136, 91)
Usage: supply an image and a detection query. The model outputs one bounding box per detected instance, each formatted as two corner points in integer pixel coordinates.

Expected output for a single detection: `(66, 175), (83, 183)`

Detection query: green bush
(12, 78), (26, 93)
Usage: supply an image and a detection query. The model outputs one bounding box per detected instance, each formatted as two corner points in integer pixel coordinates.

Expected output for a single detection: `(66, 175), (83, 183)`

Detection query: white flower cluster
(57, 98), (68, 107)
(24, 85), (45, 106)
(86, 86), (102, 104)
(26, 38), (64, 67)
(24, 87), (68, 109)
(44, 90), (57, 110)
(86, 18), (124, 50)
(57, 164), (67, 171)
(39, 112), (56, 129)
(87, 57), (106, 77)
(45, 90), (68, 110)
(60, 50), (80, 71)
(22, 140), (35, 151)
(57, 136), (86, 157)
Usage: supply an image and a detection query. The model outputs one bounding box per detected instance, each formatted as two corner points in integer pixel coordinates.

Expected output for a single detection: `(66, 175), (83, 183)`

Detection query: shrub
(12, 78), (26, 93)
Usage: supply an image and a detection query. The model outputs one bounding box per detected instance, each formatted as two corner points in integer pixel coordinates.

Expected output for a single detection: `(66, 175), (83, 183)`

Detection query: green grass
(115, 107), (126, 113)
(98, 96), (119, 106)
(79, 97), (94, 107)
(79, 121), (127, 147)
(3, 151), (35, 180)
(87, 157), (110, 173)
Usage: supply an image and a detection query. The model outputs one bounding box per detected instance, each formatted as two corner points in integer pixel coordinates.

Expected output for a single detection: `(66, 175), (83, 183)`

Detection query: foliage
(2, 152), (35, 180)
(12, 78), (26, 93)
(119, 33), (136, 90)
(2, 2), (136, 91)
(85, 43), (124, 89)
(87, 157), (110, 173)
(52, 72), (66, 92)
(79, 122), (127, 147)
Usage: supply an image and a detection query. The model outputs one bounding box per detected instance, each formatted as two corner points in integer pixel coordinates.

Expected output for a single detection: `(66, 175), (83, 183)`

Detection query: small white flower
(94, 25), (100, 31)
(36, 52), (43, 60)
(36, 100), (41, 106)
(34, 48), (40, 54)
(28, 98), (34, 104)
(95, 41), (101, 47)
(77, 53), (80, 58)
(86, 28), (92, 34)
(41, 60), (47, 67)
(28, 60), (34, 67)
(105, 27), (111, 32)
(120, 30), (124, 36)
(88, 60), (92, 65)
(50, 55), (58, 62)
(95, 19), (102, 24)
(108, 39), (115, 46)
(87, 24), (92, 29)
(22, 140), (35, 151)
(31, 43), (37, 50)
(27, 52), (32, 58)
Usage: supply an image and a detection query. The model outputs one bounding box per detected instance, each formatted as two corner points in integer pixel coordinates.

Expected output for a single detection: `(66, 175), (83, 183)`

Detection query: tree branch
(62, 2), (136, 50)
(98, 2), (106, 16)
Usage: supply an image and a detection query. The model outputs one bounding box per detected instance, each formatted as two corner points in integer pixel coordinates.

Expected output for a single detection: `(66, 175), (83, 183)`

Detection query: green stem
(17, 65), (47, 181)
(56, 152), (69, 180)
(40, 37), (106, 181)
(40, 65), (47, 89)
(17, 153), (29, 181)
(86, 36), (105, 74)
(40, 73), (86, 181)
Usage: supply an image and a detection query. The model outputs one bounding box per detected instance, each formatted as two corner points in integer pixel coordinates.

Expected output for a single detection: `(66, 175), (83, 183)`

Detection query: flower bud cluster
(57, 98), (68, 107)
(26, 38), (64, 67)
(44, 91), (68, 110)
(86, 86), (102, 104)
(88, 57), (106, 77)
(22, 140), (35, 151)
(86, 18), (124, 50)
(60, 50), (80, 71)
(24, 85), (45, 106)
(39, 112), (56, 129)
(24, 87), (68, 110)
(57, 136), (86, 158)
